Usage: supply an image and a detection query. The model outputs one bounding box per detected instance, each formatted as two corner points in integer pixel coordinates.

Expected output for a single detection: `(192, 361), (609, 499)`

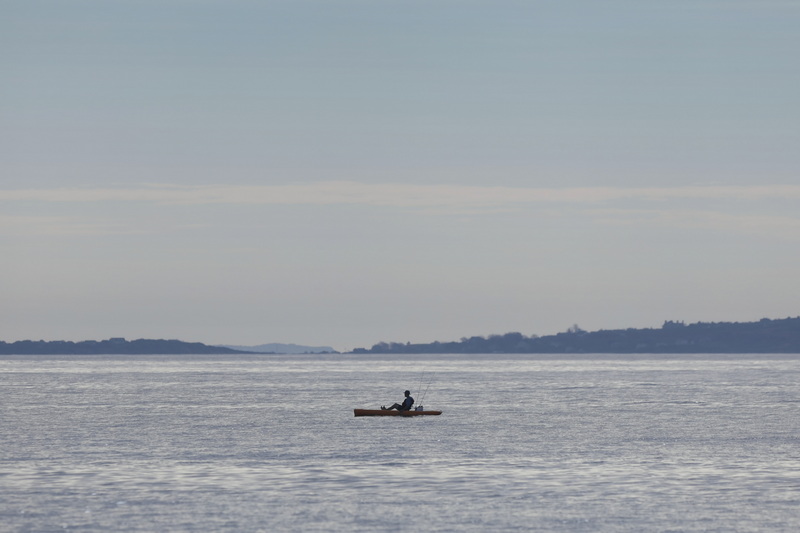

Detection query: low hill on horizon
(0, 338), (249, 355)
(0, 337), (340, 355)
(352, 316), (800, 354)
(219, 343), (338, 354)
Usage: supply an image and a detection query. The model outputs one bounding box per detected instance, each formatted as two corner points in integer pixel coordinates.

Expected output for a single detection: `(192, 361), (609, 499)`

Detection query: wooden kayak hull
(354, 409), (442, 417)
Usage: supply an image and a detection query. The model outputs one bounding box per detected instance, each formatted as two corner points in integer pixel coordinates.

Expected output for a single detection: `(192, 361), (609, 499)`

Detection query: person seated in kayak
(382, 390), (414, 411)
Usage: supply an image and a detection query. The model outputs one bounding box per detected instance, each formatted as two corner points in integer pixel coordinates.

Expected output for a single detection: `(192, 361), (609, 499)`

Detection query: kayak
(354, 409), (442, 417)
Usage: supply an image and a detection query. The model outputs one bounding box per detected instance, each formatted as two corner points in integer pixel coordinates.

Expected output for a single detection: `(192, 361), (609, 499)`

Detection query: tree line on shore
(352, 317), (800, 354)
(0, 338), (246, 355)
(4, 316), (800, 354)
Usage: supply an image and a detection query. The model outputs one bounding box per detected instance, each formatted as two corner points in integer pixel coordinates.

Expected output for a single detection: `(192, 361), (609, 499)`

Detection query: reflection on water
(2, 354), (799, 532)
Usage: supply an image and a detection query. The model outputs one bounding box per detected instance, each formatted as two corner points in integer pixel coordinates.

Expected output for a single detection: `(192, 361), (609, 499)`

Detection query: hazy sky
(3, 1), (799, 350)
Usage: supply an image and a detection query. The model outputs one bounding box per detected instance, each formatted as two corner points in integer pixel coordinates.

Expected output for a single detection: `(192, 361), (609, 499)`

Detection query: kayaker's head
(404, 390), (410, 396)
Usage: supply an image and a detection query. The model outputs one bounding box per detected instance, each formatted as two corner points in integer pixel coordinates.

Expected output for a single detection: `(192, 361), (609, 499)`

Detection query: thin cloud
(3, 184), (798, 240)
(2, 182), (800, 208)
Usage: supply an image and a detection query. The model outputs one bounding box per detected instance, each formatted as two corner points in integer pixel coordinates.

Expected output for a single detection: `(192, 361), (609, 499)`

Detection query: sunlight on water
(1, 354), (799, 532)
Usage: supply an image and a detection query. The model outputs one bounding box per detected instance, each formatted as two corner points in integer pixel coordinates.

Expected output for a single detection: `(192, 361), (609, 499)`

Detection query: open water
(1, 353), (799, 532)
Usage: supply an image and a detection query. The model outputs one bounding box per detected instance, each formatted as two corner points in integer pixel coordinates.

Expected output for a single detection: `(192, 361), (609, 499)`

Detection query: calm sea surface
(1, 354), (799, 532)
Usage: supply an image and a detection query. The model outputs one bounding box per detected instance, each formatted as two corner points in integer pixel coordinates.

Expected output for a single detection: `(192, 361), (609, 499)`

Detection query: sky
(2, 0), (799, 351)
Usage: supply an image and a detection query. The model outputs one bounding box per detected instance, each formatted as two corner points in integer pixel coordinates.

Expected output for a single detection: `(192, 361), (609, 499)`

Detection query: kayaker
(382, 390), (414, 411)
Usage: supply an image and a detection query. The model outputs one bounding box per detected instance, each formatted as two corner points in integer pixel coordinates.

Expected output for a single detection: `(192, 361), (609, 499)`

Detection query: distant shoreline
(0, 338), (252, 355)
(4, 316), (800, 355)
(0, 338), (343, 355)
(352, 317), (800, 354)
